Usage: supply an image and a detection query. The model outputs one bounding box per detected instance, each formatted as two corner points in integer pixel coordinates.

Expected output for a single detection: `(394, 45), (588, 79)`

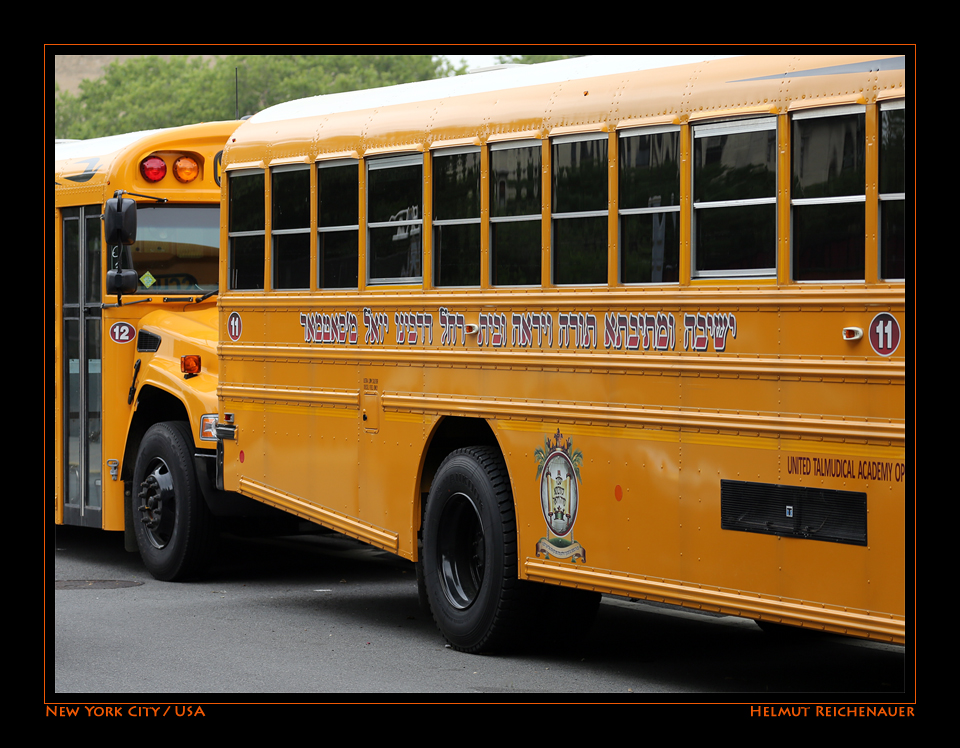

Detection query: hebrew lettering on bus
(511, 311), (553, 348)
(682, 312), (737, 352)
(439, 307), (468, 346)
(395, 311), (434, 345)
(299, 311), (359, 345)
(363, 307), (390, 345)
(603, 311), (677, 352)
(302, 307), (738, 354)
(557, 312), (598, 349)
(477, 312), (507, 348)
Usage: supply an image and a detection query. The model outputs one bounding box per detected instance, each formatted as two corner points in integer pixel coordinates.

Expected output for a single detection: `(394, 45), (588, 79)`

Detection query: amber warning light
(181, 355), (201, 374)
(173, 156), (199, 183)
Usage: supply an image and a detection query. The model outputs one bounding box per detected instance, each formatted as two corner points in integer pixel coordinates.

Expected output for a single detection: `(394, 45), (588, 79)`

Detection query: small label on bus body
(869, 313), (901, 356)
(109, 322), (136, 344)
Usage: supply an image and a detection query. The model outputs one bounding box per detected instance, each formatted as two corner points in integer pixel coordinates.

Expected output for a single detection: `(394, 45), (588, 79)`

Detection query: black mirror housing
(104, 196), (137, 245)
(106, 269), (139, 295)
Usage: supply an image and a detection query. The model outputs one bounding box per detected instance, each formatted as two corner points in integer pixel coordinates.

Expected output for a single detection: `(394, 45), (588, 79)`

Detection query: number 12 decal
(109, 321), (136, 344)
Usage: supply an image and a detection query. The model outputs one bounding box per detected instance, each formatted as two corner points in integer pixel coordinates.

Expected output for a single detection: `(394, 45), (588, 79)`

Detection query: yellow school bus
(54, 121), (244, 580)
(215, 54), (908, 652)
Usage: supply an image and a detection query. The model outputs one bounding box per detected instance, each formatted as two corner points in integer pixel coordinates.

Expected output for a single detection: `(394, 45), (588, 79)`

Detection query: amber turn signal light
(173, 156), (199, 183)
(181, 354), (201, 374)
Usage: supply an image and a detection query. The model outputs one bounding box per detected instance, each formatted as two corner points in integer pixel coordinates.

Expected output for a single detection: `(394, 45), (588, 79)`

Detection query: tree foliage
(495, 55), (583, 65)
(54, 54), (468, 140)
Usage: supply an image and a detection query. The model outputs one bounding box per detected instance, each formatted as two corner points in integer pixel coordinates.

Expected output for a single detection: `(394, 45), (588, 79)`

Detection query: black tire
(131, 421), (216, 581)
(422, 447), (526, 653)
(415, 535), (431, 615)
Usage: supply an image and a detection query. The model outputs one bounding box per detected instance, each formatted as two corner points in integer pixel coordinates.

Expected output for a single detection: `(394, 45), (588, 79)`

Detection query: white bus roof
(247, 55), (738, 124)
(54, 128), (165, 163)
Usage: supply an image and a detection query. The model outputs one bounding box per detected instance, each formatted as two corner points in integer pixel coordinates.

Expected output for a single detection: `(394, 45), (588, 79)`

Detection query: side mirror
(104, 196), (137, 245)
(106, 269), (139, 295)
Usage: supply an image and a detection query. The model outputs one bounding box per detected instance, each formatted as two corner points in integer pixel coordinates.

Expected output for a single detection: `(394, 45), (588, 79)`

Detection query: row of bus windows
(227, 102), (905, 291)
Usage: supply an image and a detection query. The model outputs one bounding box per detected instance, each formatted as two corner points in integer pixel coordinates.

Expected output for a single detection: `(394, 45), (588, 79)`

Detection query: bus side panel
(506, 421), (904, 624)
(496, 300), (904, 632)
(99, 307), (142, 531)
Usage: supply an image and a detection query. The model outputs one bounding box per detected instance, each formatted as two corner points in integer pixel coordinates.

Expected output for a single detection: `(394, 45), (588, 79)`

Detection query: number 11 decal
(227, 312), (242, 342)
(869, 312), (900, 356)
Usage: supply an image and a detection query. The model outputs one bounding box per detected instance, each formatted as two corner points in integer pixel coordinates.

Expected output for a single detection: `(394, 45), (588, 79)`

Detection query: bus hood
(136, 304), (220, 378)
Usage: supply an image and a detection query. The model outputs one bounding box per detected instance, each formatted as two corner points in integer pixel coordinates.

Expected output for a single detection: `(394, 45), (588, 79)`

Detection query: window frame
(790, 104), (867, 282)
(692, 116), (778, 279)
(551, 131), (609, 286)
(618, 124), (681, 285)
(227, 168), (266, 290)
(431, 145), (481, 288)
(879, 99), (905, 281)
(270, 163), (311, 291)
(366, 153), (424, 285)
(489, 139), (543, 287)
(317, 158), (360, 289)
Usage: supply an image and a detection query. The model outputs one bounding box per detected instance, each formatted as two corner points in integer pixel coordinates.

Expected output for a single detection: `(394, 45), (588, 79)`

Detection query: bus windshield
(130, 204), (220, 294)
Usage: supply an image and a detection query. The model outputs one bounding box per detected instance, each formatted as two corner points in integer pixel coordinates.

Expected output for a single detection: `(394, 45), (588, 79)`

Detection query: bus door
(60, 205), (103, 528)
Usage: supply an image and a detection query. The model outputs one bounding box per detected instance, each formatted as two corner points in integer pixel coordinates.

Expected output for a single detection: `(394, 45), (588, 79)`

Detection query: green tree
(56, 56), (218, 140)
(55, 54), (466, 140)
(495, 55), (583, 65)
(223, 54), (464, 116)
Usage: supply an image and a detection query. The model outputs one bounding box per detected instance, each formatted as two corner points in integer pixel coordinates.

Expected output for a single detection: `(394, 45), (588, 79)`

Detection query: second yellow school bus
(214, 54), (907, 652)
(54, 121), (245, 581)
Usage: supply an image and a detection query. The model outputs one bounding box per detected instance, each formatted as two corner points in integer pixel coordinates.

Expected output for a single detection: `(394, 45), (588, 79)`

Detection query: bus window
(432, 147), (481, 287)
(693, 118), (777, 277)
(619, 127), (681, 284)
(318, 160), (359, 289)
(552, 133), (608, 285)
(228, 170), (265, 290)
(880, 101), (905, 280)
(130, 205), (220, 293)
(791, 107), (866, 281)
(367, 154), (423, 284)
(272, 165), (311, 290)
(490, 141), (542, 286)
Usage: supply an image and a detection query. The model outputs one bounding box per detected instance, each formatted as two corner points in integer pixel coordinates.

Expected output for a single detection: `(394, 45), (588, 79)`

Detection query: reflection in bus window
(433, 148), (481, 287)
(228, 170), (265, 290)
(791, 108), (866, 281)
(552, 135), (608, 285)
(490, 142), (541, 286)
(272, 166), (310, 290)
(367, 155), (423, 283)
(619, 127), (681, 284)
(131, 205), (220, 292)
(693, 118), (777, 277)
(880, 102), (905, 280)
(318, 161), (359, 289)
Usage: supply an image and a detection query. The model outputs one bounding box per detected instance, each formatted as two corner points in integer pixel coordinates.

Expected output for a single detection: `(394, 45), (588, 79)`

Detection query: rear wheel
(422, 447), (526, 653)
(131, 421), (216, 581)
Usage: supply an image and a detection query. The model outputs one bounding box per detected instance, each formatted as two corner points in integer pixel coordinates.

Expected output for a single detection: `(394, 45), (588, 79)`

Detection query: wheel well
(121, 385), (190, 481)
(417, 416), (500, 529)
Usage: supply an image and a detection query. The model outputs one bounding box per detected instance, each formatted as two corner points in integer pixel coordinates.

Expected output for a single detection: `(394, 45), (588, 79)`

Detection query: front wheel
(131, 422), (216, 581)
(422, 447), (527, 653)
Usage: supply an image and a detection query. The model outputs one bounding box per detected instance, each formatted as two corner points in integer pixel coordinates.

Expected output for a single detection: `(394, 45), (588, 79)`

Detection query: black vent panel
(137, 330), (161, 352)
(720, 480), (867, 546)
